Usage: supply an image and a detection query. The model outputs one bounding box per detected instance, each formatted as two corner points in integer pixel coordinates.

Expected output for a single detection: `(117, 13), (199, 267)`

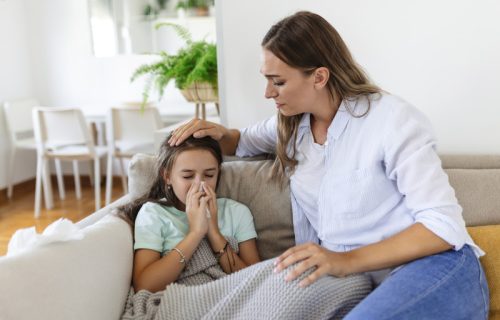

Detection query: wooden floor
(0, 177), (124, 256)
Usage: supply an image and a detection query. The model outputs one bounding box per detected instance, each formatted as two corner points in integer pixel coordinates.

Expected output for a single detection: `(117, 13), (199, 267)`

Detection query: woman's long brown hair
(262, 11), (381, 182)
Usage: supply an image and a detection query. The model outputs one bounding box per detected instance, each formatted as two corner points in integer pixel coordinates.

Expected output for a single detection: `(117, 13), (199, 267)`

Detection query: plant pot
(180, 82), (218, 103)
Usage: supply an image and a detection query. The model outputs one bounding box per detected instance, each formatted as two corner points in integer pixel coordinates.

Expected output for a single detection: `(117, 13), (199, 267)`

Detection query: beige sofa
(0, 154), (499, 320)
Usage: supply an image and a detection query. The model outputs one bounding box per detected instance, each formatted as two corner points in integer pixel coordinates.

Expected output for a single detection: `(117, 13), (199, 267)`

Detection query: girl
(168, 11), (489, 319)
(120, 134), (260, 293)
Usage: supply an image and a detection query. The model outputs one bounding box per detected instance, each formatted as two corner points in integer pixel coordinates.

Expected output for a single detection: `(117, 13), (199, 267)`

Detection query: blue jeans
(344, 245), (489, 320)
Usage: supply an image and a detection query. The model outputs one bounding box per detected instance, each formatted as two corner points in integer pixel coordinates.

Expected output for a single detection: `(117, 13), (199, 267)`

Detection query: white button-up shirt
(236, 93), (483, 257)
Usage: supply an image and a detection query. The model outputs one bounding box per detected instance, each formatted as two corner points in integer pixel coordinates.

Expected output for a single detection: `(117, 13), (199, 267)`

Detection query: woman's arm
(274, 222), (451, 287)
(133, 231), (205, 293)
(168, 119), (240, 155)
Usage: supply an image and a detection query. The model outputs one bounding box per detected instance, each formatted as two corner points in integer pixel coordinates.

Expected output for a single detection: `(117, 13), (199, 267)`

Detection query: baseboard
(0, 175), (125, 201)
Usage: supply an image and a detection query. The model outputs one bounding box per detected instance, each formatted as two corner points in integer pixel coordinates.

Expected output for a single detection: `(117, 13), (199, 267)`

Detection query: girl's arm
(203, 184), (260, 273)
(133, 231), (204, 293)
(207, 231), (260, 274)
(134, 182), (209, 293)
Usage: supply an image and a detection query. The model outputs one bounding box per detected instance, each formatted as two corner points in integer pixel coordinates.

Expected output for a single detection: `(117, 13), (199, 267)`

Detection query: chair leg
(42, 158), (54, 209)
(105, 153), (113, 205)
(34, 156), (44, 218)
(94, 157), (101, 211)
(55, 159), (65, 200)
(73, 160), (81, 199)
(88, 160), (94, 187)
(119, 157), (128, 194)
(201, 103), (206, 120)
(6, 147), (16, 198)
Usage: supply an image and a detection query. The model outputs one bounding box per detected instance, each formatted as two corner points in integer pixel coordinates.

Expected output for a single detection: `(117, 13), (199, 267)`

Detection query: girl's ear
(162, 170), (171, 185)
(313, 67), (330, 89)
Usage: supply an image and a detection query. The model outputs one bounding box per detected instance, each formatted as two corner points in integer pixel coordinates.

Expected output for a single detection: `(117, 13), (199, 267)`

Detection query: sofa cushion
(127, 154), (294, 260)
(445, 169), (500, 226)
(0, 215), (133, 320)
(217, 160), (294, 260)
(128, 153), (157, 200)
(467, 225), (500, 319)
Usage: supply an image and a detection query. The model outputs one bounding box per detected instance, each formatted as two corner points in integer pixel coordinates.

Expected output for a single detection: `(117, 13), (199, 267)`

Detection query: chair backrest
(107, 106), (163, 147)
(32, 107), (96, 155)
(3, 98), (40, 144)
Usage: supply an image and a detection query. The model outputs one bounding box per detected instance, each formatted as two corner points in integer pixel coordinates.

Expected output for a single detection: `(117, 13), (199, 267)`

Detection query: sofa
(0, 154), (499, 320)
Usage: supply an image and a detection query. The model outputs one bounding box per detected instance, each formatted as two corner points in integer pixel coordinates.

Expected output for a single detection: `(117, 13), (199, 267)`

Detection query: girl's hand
(185, 181), (209, 236)
(202, 182), (219, 233)
(168, 119), (228, 146)
(273, 242), (354, 288)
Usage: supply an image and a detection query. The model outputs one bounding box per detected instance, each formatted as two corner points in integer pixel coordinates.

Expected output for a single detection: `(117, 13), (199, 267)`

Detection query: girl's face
(165, 149), (219, 208)
(260, 49), (318, 116)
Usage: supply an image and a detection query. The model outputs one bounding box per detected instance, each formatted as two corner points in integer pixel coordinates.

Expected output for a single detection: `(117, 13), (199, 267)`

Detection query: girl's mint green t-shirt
(134, 198), (257, 255)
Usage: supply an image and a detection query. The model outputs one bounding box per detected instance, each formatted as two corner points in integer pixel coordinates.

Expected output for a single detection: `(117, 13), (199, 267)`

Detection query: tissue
(7, 218), (85, 256)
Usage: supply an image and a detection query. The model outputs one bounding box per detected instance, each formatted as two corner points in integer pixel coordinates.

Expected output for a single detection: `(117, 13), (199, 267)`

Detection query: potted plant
(131, 23), (218, 108)
(176, 0), (213, 17)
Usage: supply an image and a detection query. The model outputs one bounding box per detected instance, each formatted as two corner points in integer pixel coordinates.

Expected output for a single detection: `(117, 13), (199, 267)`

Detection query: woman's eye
(273, 81), (285, 87)
(183, 176), (194, 179)
(205, 175), (214, 178)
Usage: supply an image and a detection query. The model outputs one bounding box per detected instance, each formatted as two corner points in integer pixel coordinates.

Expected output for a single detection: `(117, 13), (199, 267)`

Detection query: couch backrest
(128, 154), (500, 260)
(441, 155), (500, 226)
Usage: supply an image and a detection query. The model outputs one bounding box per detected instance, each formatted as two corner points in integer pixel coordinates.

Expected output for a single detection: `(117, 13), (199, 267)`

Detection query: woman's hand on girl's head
(185, 181), (209, 236)
(273, 243), (354, 288)
(168, 118), (227, 146)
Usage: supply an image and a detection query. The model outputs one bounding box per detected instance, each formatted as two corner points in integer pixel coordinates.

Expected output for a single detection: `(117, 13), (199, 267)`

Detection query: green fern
(131, 23), (217, 107)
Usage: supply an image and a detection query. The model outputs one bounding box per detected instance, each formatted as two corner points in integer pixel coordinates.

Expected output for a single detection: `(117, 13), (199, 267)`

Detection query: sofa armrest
(0, 215), (133, 320)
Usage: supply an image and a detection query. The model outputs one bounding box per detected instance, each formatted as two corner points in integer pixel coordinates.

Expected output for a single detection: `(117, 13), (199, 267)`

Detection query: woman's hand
(169, 119), (229, 146)
(185, 181), (209, 236)
(202, 182), (219, 234)
(273, 242), (354, 288)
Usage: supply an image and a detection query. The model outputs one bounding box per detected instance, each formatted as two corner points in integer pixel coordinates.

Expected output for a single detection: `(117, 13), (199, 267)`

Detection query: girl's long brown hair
(262, 11), (381, 182)
(118, 134), (223, 226)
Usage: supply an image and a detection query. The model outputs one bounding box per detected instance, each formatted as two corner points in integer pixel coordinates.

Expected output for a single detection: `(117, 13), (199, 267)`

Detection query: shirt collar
(296, 99), (351, 143)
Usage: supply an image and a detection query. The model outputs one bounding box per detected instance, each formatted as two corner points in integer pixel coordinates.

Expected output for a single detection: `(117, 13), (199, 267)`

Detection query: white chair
(105, 106), (163, 205)
(3, 99), (87, 206)
(32, 107), (108, 218)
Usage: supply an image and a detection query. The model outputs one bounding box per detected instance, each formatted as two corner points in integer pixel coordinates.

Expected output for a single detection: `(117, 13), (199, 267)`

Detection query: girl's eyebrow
(180, 168), (217, 172)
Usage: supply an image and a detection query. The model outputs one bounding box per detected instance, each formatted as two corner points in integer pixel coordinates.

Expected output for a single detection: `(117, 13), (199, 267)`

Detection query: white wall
(0, 0), (37, 188)
(216, 0), (500, 154)
(24, 0), (192, 115)
(0, 0), (201, 189)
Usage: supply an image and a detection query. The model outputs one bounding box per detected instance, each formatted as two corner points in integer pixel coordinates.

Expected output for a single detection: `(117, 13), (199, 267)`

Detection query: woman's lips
(276, 103), (284, 109)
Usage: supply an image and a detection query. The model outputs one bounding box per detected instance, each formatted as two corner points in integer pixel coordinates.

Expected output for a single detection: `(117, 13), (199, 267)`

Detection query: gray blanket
(122, 238), (372, 320)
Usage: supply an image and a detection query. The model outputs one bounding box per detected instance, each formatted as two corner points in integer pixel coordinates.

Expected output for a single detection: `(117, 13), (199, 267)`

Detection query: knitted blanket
(121, 238), (372, 320)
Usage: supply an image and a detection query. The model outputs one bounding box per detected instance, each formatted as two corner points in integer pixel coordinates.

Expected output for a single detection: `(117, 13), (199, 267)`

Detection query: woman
(168, 11), (489, 319)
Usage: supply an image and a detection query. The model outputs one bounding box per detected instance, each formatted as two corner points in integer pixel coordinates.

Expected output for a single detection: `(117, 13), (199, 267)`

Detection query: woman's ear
(313, 67), (330, 89)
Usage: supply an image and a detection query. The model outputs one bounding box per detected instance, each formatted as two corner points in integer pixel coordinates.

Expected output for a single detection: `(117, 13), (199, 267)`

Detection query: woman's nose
(264, 82), (278, 99)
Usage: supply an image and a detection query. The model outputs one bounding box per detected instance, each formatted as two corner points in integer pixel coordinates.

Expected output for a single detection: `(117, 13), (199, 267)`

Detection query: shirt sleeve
(228, 201), (258, 243)
(134, 203), (165, 252)
(235, 115), (278, 157)
(383, 103), (468, 251)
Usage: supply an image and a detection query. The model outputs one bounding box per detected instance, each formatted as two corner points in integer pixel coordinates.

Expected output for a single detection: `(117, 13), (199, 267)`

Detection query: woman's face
(260, 49), (318, 116)
(165, 149), (219, 208)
